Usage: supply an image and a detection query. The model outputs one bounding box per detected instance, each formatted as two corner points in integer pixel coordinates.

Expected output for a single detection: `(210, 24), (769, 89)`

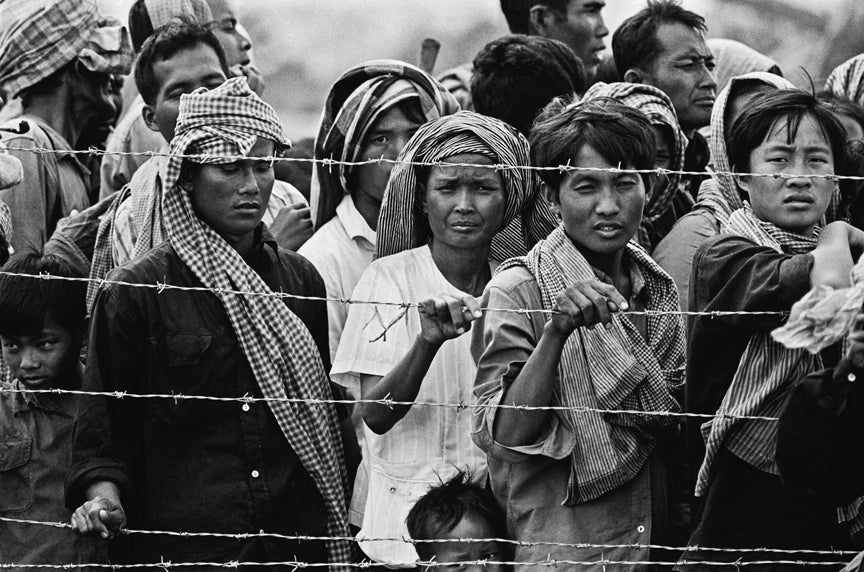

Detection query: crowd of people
(0, 0), (863, 570)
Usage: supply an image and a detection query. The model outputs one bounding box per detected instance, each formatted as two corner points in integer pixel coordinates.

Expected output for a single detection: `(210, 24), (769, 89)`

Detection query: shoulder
(274, 246), (326, 295)
(1, 118), (50, 149)
(108, 241), (176, 284)
(489, 264), (537, 293)
(298, 216), (350, 264)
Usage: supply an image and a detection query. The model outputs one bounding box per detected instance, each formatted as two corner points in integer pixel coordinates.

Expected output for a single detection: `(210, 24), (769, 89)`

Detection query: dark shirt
(684, 235), (850, 557)
(66, 229), (332, 565)
(682, 131), (710, 202)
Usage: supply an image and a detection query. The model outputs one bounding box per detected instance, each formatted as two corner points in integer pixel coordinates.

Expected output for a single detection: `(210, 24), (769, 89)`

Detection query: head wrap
(143, 0), (213, 30)
(376, 110), (557, 261)
(311, 59), (460, 229)
(581, 82), (687, 250)
(0, 0), (133, 104)
(153, 78), (351, 566)
(0, 200), (10, 241)
(826, 54), (864, 107)
(694, 71), (795, 226)
(707, 38), (781, 94)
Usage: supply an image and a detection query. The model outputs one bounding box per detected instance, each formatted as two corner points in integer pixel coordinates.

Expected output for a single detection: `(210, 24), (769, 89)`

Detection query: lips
(450, 220), (480, 233)
(783, 194), (815, 206)
(695, 96), (715, 106)
(593, 221), (624, 238)
(235, 202), (260, 210)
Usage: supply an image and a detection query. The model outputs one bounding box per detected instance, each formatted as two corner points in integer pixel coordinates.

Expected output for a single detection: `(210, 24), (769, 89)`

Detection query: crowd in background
(0, 0), (863, 570)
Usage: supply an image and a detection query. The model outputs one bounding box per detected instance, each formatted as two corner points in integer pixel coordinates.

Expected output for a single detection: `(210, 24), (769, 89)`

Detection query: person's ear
(623, 68), (644, 84)
(141, 104), (160, 133)
(541, 182), (562, 218)
(528, 4), (553, 36)
(417, 179), (428, 214)
(734, 172), (751, 197)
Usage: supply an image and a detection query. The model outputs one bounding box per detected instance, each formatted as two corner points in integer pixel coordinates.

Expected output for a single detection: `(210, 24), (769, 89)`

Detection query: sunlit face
(189, 137), (276, 244)
(423, 154), (506, 252)
(549, 143), (645, 255)
(641, 22), (717, 134)
(738, 114), (835, 235)
(144, 43), (227, 141)
(205, 0), (251, 67)
(544, 0), (608, 79)
(421, 512), (508, 572)
(350, 105), (423, 205)
(1, 321), (81, 390)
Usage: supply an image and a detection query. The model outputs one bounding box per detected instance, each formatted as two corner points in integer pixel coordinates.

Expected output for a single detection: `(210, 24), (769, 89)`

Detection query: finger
(433, 297), (452, 325)
(568, 289), (598, 329)
(579, 284), (612, 329)
(102, 508), (125, 531)
(462, 296), (483, 321)
(555, 296), (583, 330)
(444, 296), (469, 334)
(70, 510), (89, 535)
(591, 281), (629, 313)
(419, 297), (438, 320)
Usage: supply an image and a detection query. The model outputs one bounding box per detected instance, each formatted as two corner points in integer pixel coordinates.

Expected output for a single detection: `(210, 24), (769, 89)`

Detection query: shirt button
(637, 524), (646, 534)
(251, 470), (260, 479)
(242, 403), (250, 412)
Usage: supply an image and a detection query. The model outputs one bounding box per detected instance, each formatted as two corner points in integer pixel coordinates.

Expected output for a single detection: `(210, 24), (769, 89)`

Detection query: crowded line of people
(0, 0), (863, 571)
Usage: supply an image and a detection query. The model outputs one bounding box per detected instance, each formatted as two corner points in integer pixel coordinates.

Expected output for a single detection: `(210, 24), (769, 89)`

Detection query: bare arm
(811, 221), (864, 289)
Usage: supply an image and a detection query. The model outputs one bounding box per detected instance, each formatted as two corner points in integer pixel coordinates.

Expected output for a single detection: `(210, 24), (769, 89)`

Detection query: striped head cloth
(160, 77), (351, 568)
(826, 53), (864, 107)
(143, 0), (213, 30)
(376, 110), (558, 261)
(694, 71), (794, 227)
(311, 59), (460, 229)
(581, 82), (686, 250)
(0, 0), (133, 103)
(0, 200), (10, 242)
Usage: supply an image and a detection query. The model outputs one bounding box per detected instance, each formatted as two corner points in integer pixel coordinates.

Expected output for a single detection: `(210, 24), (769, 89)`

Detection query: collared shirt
(67, 228), (332, 565)
(1, 384), (107, 567)
(299, 194), (376, 361)
(0, 116), (92, 255)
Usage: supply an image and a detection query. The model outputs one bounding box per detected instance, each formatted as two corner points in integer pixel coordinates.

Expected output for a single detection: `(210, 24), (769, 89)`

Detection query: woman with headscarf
(68, 78), (351, 569)
(707, 38), (782, 94)
(826, 53), (864, 108)
(581, 82), (687, 251)
(331, 110), (554, 566)
(653, 71), (795, 311)
(299, 60), (459, 362)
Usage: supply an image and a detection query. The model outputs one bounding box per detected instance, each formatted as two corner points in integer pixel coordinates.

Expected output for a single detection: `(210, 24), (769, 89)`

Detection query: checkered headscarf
(0, 0), (133, 103)
(582, 82), (686, 250)
(143, 0), (213, 30)
(161, 77), (351, 567)
(376, 110), (557, 261)
(826, 54), (864, 107)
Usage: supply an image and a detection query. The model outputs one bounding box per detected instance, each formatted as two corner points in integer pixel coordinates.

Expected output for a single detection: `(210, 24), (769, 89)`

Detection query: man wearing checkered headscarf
(68, 78), (351, 569)
(0, 0), (133, 256)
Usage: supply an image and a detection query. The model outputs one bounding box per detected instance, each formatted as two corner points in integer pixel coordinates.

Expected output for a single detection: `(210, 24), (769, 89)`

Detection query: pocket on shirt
(147, 332), (214, 426)
(0, 438), (33, 513)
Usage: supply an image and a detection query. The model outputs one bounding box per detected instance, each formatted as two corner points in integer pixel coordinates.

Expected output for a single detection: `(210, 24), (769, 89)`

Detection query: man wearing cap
(0, 0), (133, 257)
(67, 78), (351, 569)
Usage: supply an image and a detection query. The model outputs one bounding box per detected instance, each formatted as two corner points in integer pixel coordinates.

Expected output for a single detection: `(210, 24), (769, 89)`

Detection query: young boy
(685, 89), (859, 563)
(472, 99), (686, 569)
(407, 472), (510, 572)
(0, 254), (104, 565)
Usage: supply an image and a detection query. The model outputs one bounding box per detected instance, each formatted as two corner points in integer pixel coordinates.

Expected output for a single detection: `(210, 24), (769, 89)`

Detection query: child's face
(423, 512), (509, 572)
(1, 320), (81, 390)
(547, 143), (645, 256)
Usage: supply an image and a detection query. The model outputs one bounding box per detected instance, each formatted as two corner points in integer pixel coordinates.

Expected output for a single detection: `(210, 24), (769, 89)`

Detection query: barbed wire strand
(5, 145), (864, 182)
(0, 516), (859, 557)
(0, 386), (778, 421)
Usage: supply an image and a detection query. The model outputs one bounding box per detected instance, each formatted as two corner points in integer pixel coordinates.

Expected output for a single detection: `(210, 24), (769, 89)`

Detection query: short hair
(19, 62), (74, 108)
(128, 0), (154, 53)
(471, 34), (587, 135)
(530, 97), (656, 192)
(0, 254), (87, 337)
(612, 0), (707, 76)
(406, 472), (506, 562)
(817, 90), (864, 139)
(134, 19), (229, 106)
(499, 0), (571, 34)
(727, 89), (847, 173)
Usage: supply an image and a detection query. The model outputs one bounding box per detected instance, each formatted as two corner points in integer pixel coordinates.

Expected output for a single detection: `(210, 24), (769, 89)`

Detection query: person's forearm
(85, 480), (122, 504)
(812, 222), (855, 289)
(361, 336), (441, 434)
(492, 322), (567, 447)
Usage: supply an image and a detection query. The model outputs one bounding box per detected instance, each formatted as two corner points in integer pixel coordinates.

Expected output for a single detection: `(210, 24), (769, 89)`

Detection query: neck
(682, 126), (696, 140)
(221, 230), (256, 258)
(578, 242), (626, 287)
(23, 85), (81, 148)
(351, 190), (381, 231)
(428, 239), (491, 297)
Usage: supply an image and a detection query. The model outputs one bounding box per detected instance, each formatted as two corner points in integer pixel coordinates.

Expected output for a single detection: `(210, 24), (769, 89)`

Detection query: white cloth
(299, 194), (376, 361)
(331, 245), (487, 566)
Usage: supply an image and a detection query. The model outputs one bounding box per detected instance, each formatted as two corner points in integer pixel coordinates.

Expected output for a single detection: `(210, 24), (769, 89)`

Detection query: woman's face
(423, 153), (506, 251)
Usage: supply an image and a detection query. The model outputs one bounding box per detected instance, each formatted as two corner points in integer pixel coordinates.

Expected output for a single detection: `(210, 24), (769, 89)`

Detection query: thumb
(99, 507), (124, 530)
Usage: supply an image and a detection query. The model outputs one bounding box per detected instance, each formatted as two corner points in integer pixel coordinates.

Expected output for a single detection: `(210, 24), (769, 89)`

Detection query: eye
(705, 59), (717, 71)
(255, 162), (273, 173)
(37, 340), (55, 350)
(373, 135), (390, 145)
(1, 339), (19, 352)
(219, 164), (240, 174)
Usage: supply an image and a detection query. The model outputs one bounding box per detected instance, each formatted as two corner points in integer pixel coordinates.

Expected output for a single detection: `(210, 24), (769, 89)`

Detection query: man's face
(144, 43), (227, 142)
(189, 137), (276, 245)
(542, 0), (608, 78)
(205, 0), (251, 68)
(640, 22), (717, 135)
(69, 64), (117, 149)
(1, 321), (81, 390)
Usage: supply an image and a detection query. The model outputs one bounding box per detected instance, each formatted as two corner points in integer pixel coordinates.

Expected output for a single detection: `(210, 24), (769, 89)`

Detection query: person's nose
(787, 157), (816, 188)
(237, 166), (260, 194)
(698, 63), (717, 92)
(595, 186), (621, 216)
(596, 16), (609, 38)
(235, 28), (252, 53)
(18, 348), (40, 371)
(453, 187), (477, 213)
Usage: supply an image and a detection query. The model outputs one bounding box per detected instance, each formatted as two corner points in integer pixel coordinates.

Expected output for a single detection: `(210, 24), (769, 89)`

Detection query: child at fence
(471, 98), (686, 569)
(0, 253), (107, 566)
(406, 471), (510, 572)
(683, 88), (861, 565)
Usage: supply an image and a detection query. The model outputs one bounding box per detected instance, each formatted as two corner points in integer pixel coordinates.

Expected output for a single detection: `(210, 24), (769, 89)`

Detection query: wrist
(541, 321), (570, 347)
(414, 334), (443, 354)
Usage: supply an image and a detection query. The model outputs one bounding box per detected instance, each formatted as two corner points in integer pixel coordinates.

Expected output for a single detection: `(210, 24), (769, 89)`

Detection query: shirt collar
(591, 252), (647, 302)
(10, 381), (75, 418)
(22, 116), (92, 176)
(336, 194), (376, 245)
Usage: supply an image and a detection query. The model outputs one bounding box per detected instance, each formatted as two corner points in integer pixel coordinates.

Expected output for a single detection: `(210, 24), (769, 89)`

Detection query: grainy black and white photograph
(0, 0), (863, 570)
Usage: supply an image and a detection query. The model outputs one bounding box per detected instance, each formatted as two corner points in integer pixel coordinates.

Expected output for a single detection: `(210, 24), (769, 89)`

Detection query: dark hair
(499, 0), (571, 34)
(612, 0), (707, 76)
(530, 97), (656, 191)
(135, 19), (229, 106)
(817, 90), (864, 140)
(18, 61), (74, 107)
(840, 139), (864, 228)
(471, 35), (587, 136)
(406, 472), (506, 561)
(128, 0), (154, 53)
(0, 254), (87, 337)
(727, 89), (847, 173)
